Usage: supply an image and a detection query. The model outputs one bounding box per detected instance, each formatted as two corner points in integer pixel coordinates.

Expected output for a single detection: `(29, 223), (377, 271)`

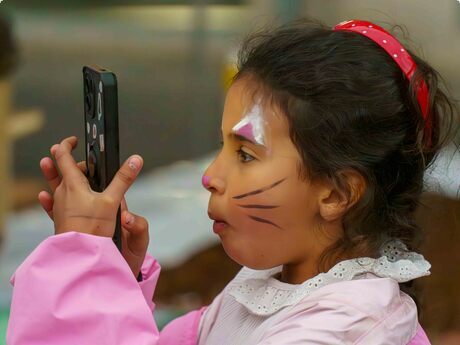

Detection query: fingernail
(125, 213), (134, 225)
(128, 156), (141, 171)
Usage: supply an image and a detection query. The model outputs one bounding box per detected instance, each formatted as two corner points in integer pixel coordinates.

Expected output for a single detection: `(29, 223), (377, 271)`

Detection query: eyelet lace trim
(228, 238), (431, 316)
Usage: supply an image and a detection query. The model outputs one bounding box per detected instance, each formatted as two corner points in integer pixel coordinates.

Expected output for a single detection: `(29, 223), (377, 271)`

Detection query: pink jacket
(7, 232), (431, 344)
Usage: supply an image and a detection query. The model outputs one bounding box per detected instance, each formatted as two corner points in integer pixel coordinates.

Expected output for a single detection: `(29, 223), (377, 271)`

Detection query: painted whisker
(248, 215), (282, 229)
(232, 177), (287, 200)
(237, 204), (279, 209)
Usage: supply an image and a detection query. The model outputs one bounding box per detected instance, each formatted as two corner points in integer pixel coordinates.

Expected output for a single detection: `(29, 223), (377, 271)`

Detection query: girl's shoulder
(293, 272), (416, 319)
(252, 275), (420, 344)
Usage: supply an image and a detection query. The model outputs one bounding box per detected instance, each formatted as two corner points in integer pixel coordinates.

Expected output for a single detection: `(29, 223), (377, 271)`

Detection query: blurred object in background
(0, 11), (17, 76)
(0, 8), (44, 252)
(0, 0), (459, 343)
(416, 192), (460, 344)
(0, 8), (20, 334)
(0, 9), (18, 249)
(221, 45), (238, 92)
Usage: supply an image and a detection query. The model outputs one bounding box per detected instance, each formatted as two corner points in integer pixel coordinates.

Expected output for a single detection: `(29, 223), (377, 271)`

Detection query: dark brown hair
(233, 18), (460, 315)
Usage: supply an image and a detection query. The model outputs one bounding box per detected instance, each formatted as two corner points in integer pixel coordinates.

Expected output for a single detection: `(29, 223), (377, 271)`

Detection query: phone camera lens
(84, 74), (95, 118)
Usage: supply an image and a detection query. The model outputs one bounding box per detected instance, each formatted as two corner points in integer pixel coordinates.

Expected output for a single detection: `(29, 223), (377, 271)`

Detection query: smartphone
(83, 65), (122, 252)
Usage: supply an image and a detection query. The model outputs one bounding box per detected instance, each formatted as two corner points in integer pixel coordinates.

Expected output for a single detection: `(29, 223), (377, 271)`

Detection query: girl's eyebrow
(222, 130), (267, 149)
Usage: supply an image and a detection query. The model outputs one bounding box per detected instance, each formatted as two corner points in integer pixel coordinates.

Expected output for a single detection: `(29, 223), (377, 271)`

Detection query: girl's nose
(201, 174), (225, 194)
(202, 175), (211, 189)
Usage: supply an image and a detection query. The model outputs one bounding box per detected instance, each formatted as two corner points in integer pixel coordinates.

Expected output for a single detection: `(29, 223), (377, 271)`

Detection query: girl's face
(203, 78), (336, 271)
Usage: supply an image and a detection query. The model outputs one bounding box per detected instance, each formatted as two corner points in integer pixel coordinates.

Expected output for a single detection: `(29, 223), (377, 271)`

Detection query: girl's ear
(317, 169), (367, 222)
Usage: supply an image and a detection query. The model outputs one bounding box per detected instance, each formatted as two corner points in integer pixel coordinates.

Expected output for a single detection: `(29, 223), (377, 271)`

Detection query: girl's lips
(208, 211), (229, 233)
(213, 221), (228, 234)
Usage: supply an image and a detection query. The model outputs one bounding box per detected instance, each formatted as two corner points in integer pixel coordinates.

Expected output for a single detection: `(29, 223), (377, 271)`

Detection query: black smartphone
(83, 65), (122, 252)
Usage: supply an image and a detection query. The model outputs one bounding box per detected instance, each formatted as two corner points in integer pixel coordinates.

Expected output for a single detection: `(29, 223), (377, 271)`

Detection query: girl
(7, 18), (459, 344)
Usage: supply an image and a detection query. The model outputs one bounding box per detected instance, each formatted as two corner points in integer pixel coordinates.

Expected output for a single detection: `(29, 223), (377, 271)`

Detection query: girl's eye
(236, 148), (255, 163)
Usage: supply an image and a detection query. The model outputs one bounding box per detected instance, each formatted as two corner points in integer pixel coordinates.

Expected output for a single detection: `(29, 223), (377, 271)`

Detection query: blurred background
(0, 0), (459, 343)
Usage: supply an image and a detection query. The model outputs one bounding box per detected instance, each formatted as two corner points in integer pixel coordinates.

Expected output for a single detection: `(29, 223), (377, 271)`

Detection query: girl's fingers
(50, 144), (59, 156)
(40, 156), (87, 193)
(54, 137), (87, 185)
(40, 157), (61, 192)
(105, 155), (143, 203)
(38, 191), (54, 220)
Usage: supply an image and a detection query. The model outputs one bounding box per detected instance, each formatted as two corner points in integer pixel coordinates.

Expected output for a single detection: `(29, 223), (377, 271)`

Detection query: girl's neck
(278, 260), (321, 285)
(276, 243), (375, 285)
(276, 223), (344, 285)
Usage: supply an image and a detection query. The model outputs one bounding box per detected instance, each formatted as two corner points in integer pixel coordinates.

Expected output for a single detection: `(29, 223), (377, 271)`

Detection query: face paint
(202, 175), (211, 189)
(247, 215), (282, 229)
(232, 177), (286, 200)
(232, 177), (287, 229)
(237, 204), (279, 209)
(231, 103), (267, 147)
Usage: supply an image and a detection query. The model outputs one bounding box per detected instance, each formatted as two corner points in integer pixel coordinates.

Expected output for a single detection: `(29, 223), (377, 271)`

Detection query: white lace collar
(228, 238), (431, 316)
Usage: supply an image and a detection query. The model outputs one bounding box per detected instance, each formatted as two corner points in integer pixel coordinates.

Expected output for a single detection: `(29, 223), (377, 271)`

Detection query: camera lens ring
(84, 74), (95, 118)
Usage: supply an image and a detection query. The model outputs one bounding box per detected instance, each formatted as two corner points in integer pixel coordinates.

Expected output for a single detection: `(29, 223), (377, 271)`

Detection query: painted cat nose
(202, 175), (211, 189)
(202, 175), (226, 194)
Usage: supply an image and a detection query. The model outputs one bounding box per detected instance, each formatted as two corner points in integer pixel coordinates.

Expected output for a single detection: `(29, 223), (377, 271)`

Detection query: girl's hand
(37, 136), (149, 278)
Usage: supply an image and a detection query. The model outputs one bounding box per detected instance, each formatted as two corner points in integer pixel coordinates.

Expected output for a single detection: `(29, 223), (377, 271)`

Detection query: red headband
(333, 19), (432, 148)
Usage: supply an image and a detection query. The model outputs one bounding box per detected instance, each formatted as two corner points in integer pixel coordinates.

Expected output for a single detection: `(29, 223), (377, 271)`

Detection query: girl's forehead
(222, 81), (290, 145)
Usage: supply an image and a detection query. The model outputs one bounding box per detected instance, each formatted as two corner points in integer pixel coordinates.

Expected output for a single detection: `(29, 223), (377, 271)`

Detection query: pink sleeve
(7, 231), (162, 345)
(138, 253), (162, 312)
(158, 306), (208, 345)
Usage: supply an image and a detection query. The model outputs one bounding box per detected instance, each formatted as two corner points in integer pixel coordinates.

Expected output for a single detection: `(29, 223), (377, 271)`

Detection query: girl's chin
(220, 241), (268, 269)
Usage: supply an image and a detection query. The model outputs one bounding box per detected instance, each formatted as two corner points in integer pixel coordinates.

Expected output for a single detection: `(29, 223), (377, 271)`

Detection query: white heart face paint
(231, 103), (267, 146)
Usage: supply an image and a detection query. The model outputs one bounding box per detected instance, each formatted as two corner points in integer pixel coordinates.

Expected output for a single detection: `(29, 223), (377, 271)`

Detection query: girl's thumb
(123, 211), (149, 236)
(121, 210), (149, 266)
(124, 211), (135, 227)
